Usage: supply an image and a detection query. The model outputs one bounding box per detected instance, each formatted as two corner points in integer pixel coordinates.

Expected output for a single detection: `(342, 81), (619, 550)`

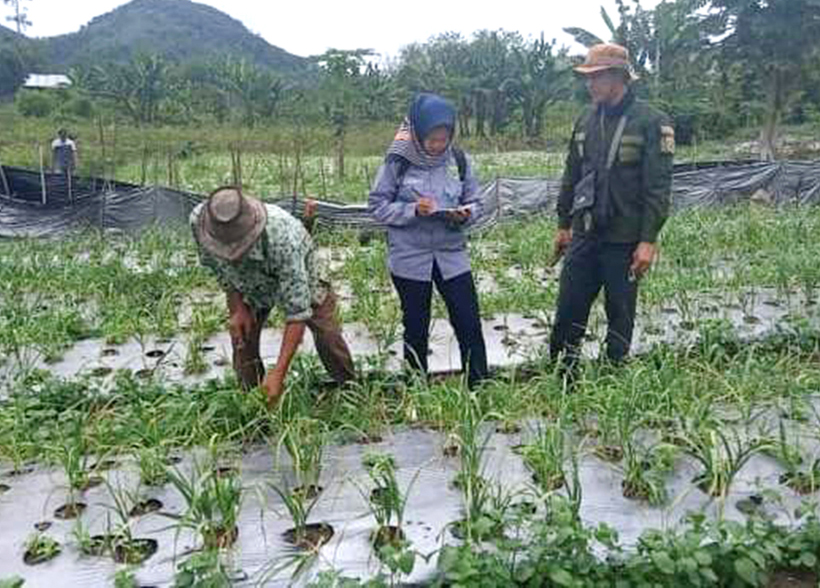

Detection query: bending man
(191, 187), (355, 405)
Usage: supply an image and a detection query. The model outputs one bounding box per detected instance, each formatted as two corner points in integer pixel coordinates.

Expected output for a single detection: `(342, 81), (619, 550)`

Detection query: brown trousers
(231, 290), (355, 390)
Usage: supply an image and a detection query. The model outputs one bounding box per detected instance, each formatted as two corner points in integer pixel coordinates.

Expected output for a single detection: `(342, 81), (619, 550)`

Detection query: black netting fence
(2, 160), (820, 238)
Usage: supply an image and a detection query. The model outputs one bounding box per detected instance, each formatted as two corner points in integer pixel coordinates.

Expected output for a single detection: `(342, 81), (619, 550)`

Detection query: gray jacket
(368, 153), (482, 282)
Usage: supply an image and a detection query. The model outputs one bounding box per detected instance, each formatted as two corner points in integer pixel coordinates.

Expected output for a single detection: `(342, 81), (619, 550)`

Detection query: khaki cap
(574, 43), (639, 81)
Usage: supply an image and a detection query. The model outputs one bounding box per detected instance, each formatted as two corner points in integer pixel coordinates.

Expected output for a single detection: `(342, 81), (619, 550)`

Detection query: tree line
(6, 0), (820, 160)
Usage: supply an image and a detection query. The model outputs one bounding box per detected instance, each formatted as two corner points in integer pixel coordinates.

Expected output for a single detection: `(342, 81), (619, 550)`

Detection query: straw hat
(197, 186), (267, 262)
(574, 43), (639, 81)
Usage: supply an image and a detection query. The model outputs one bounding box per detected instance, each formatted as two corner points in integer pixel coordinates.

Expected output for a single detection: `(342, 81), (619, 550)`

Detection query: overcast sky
(18, 0), (663, 60)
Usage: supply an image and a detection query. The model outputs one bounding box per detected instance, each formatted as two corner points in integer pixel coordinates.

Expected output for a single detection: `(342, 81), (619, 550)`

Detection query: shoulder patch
(660, 125), (675, 155)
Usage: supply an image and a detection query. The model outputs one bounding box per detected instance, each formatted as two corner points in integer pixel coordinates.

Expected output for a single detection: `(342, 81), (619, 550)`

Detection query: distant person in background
(191, 187), (355, 406)
(51, 129), (78, 174)
(550, 43), (674, 377)
(369, 93), (488, 389)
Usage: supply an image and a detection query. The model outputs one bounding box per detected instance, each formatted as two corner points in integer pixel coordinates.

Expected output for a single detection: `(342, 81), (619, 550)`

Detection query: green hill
(6, 0), (309, 75)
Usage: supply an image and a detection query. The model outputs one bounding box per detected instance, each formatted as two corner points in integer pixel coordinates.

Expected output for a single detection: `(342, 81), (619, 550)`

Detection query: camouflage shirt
(191, 203), (328, 321)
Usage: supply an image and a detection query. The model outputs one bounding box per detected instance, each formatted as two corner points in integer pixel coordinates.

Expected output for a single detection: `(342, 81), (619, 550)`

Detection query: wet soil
(129, 498), (163, 517)
(33, 521), (52, 532)
(113, 538), (159, 564)
(54, 502), (87, 520)
(283, 523), (334, 550)
(767, 569), (818, 588)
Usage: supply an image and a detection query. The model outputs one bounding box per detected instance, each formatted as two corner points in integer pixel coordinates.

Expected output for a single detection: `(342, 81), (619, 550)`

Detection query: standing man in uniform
(549, 43), (674, 374)
(191, 187), (356, 406)
(51, 129), (78, 174)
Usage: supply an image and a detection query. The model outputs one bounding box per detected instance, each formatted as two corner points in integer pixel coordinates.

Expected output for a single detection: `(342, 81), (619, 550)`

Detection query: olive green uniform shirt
(558, 91), (674, 243)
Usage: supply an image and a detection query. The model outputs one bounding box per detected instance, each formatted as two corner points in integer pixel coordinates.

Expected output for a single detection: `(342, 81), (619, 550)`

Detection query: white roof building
(23, 74), (72, 89)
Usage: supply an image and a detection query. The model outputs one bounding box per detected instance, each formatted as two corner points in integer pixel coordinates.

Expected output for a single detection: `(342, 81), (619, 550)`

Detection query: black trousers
(391, 264), (488, 389)
(549, 237), (639, 367)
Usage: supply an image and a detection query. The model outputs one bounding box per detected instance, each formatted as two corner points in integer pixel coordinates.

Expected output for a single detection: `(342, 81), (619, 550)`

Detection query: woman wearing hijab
(369, 93), (488, 389)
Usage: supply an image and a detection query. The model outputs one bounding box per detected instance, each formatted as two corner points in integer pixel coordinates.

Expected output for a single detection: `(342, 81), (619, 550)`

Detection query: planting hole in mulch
(0, 483), (10, 493)
(92, 459), (120, 471)
(203, 525), (239, 549)
(662, 307), (678, 315)
(767, 569), (819, 588)
(622, 479), (652, 501)
(145, 349), (166, 359)
(372, 525), (405, 550)
(594, 445), (625, 463)
(679, 320), (696, 331)
(293, 485), (323, 500)
(78, 475), (105, 491)
(370, 487), (393, 505)
(23, 537), (62, 565)
(84, 534), (115, 556)
(5, 466), (35, 477)
(744, 315), (762, 324)
(101, 348), (119, 357)
(495, 421), (522, 434)
(283, 523), (334, 550)
(113, 538), (158, 564)
(165, 455), (183, 465)
(54, 502), (87, 520)
(511, 501), (538, 515)
(736, 494), (767, 517)
(356, 434), (384, 445)
(200, 345), (216, 352)
(443, 443), (459, 458)
(493, 324), (509, 332)
(90, 366), (113, 377)
(129, 498), (163, 517)
(779, 471), (819, 495)
(214, 357), (230, 367)
(532, 471), (565, 491)
(135, 369), (153, 379)
(213, 465), (239, 479)
(34, 521), (52, 532)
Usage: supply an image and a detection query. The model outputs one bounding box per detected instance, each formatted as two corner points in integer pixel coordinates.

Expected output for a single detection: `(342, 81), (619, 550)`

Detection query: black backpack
(390, 147), (468, 187)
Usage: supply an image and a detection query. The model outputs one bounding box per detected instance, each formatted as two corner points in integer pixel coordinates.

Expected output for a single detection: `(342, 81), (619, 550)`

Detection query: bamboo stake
(39, 145), (47, 205)
(0, 161), (10, 197)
